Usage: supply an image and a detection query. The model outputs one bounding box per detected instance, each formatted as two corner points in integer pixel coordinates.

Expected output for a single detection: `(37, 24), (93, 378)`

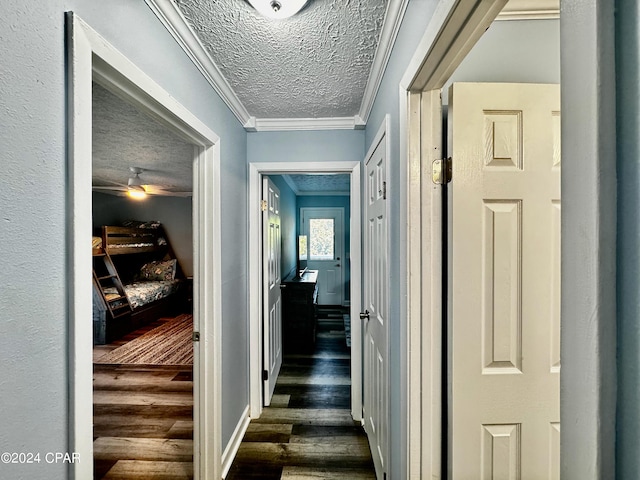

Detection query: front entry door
(263, 177), (283, 406)
(300, 207), (344, 306)
(448, 83), (561, 478)
(363, 131), (389, 480)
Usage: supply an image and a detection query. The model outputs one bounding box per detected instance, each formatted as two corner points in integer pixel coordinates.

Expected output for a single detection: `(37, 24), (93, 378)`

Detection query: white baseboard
(221, 405), (250, 478)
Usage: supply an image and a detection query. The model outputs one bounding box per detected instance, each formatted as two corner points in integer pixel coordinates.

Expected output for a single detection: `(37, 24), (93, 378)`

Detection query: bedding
(104, 280), (182, 309)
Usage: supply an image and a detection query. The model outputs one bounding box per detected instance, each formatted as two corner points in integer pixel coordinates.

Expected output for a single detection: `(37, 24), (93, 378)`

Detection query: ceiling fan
(92, 167), (192, 199)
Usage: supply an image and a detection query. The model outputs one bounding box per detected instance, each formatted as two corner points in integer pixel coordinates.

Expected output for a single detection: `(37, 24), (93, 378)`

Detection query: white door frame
(67, 14), (222, 479)
(248, 161), (362, 421)
(399, 0), (617, 478)
(299, 206), (345, 306)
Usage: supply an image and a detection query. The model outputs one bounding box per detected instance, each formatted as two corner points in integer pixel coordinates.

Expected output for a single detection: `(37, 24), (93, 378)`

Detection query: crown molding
(281, 175), (300, 195)
(496, 0), (559, 20)
(253, 116), (364, 132)
(496, 9), (559, 20)
(358, 0), (410, 124)
(144, 0), (252, 126)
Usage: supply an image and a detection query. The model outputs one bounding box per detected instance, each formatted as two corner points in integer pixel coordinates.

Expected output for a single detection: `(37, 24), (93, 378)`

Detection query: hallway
(227, 309), (376, 479)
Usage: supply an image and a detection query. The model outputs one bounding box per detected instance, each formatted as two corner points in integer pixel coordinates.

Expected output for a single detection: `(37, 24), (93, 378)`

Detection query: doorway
(248, 161), (362, 422)
(399, 1), (568, 478)
(299, 207), (345, 306)
(67, 14), (222, 479)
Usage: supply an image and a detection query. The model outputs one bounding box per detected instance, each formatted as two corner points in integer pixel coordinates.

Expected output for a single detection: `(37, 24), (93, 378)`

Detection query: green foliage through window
(309, 218), (334, 260)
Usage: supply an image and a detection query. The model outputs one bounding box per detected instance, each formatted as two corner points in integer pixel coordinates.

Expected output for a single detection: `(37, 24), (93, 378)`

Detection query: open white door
(362, 126), (389, 480)
(262, 177), (283, 406)
(448, 82), (561, 478)
(300, 207), (344, 306)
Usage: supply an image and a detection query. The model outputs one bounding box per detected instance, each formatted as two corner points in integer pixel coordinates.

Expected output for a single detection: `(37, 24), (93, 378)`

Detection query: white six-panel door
(449, 83), (561, 479)
(363, 130), (389, 480)
(263, 177), (283, 406)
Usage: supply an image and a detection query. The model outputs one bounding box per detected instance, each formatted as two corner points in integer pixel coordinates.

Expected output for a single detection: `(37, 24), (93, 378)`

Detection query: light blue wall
(365, 1), (440, 477)
(616, 0), (640, 477)
(0, 2), (249, 475)
(296, 196), (351, 302)
(268, 176), (298, 278)
(443, 19), (560, 103)
(92, 192), (194, 277)
(247, 129), (365, 164)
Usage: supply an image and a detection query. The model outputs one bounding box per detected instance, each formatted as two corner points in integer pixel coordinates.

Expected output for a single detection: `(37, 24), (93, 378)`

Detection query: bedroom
(90, 80), (196, 478)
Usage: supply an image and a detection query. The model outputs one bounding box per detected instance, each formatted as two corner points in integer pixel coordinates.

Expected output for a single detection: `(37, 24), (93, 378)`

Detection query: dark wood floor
(93, 309), (373, 479)
(226, 308), (376, 480)
(93, 317), (194, 479)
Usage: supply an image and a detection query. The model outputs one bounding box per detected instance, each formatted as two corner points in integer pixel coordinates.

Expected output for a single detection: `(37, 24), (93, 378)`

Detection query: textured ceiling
(92, 82), (194, 195)
(175, 0), (387, 119)
(285, 174), (350, 194)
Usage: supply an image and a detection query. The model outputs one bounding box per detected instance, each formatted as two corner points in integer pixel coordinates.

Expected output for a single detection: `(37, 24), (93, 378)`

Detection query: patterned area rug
(94, 314), (193, 365)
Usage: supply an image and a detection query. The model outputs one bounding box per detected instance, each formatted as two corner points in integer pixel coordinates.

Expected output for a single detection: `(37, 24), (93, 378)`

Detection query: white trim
(358, 0), (410, 124)
(248, 161), (362, 421)
(496, 9), (559, 21)
(399, 0), (509, 92)
(67, 14), (222, 479)
(496, 0), (559, 21)
(254, 116), (365, 131)
(144, 0), (252, 127)
(221, 405), (250, 479)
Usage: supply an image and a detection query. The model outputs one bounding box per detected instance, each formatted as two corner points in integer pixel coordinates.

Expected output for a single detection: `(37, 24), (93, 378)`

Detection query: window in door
(308, 218), (335, 260)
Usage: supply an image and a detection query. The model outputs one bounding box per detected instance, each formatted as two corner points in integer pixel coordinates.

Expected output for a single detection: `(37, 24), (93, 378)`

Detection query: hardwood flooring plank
(93, 437), (192, 462)
(93, 417), (176, 438)
(243, 424), (293, 443)
(93, 391), (193, 407)
(167, 420), (193, 439)
(281, 466), (376, 479)
(253, 408), (357, 426)
(275, 376), (351, 386)
(290, 425), (369, 445)
(226, 463), (283, 480)
(270, 394), (291, 407)
(102, 460), (193, 479)
(94, 404), (193, 418)
(233, 442), (373, 468)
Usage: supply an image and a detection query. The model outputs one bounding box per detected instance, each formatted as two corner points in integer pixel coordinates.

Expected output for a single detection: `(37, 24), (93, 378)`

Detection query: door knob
(359, 310), (370, 321)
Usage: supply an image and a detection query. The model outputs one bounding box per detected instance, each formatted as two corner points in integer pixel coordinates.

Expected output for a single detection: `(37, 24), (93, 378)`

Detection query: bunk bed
(92, 223), (188, 344)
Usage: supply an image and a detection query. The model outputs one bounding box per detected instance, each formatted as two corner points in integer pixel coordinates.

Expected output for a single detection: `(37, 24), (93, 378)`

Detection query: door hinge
(432, 157), (453, 185)
(261, 199), (267, 211)
(383, 181), (387, 199)
(263, 369), (269, 381)
(192, 331), (200, 342)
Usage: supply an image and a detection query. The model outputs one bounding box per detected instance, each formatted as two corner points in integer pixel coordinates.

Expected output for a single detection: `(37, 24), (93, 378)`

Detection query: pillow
(137, 259), (177, 281)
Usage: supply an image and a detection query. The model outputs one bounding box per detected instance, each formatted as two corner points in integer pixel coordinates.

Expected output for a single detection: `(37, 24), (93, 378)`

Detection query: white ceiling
(174, 0), (387, 119)
(92, 82), (194, 195)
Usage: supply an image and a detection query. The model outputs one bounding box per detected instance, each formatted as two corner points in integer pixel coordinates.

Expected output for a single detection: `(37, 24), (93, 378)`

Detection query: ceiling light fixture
(247, 0), (308, 19)
(127, 167), (147, 199)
